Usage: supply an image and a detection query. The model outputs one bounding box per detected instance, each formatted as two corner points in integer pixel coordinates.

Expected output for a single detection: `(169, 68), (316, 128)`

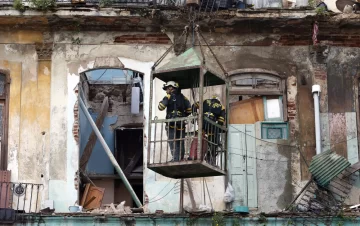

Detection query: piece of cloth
(167, 128), (185, 161)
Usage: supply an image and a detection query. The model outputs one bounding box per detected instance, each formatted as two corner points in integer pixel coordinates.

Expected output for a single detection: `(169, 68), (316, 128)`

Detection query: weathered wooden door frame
(228, 124), (257, 208)
(0, 70), (10, 171)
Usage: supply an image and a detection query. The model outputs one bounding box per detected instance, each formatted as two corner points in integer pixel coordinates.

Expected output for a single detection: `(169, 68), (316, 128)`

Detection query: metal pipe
(198, 67), (204, 160)
(312, 85), (322, 155)
(79, 98), (142, 207)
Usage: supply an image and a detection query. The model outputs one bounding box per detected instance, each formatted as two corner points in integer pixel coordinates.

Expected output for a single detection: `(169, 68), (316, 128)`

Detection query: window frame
(228, 69), (288, 122)
(263, 96), (283, 121)
(0, 70), (10, 170)
(261, 122), (289, 140)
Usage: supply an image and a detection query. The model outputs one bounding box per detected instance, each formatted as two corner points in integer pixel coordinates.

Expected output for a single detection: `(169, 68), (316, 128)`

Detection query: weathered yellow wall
(37, 61), (51, 201)
(0, 59), (52, 182)
(0, 30), (51, 186)
(0, 61), (22, 181)
(0, 31), (44, 44)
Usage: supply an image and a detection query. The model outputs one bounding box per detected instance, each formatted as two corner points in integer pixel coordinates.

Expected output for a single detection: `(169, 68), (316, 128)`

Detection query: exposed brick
(114, 33), (171, 44)
(72, 100), (79, 144)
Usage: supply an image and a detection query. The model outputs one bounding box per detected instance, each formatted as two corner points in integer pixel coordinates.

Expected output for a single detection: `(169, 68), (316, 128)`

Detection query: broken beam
(79, 98), (142, 208)
(79, 96), (109, 172)
(124, 147), (142, 176)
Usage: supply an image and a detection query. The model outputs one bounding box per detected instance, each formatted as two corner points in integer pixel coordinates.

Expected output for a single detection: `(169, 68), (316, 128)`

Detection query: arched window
(229, 69), (284, 96)
(228, 69), (288, 139)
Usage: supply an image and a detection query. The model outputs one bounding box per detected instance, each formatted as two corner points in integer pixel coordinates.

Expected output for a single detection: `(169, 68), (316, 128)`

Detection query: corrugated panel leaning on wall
(309, 150), (351, 187)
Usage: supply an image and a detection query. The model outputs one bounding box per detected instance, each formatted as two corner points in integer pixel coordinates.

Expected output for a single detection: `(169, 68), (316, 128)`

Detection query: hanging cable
(152, 25), (189, 70)
(148, 181), (180, 203)
(197, 27), (228, 76)
(204, 180), (214, 210)
(148, 179), (177, 201)
(228, 125), (358, 149)
(195, 25), (205, 64)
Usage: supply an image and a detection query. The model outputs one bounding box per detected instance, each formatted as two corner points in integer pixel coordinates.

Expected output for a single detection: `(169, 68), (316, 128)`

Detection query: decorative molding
(35, 43), (53, 61)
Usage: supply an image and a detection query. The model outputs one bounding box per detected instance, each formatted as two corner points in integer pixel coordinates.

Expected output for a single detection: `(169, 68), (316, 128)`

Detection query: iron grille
(0, 182), (42, 213)
(261, 122), (288, 140)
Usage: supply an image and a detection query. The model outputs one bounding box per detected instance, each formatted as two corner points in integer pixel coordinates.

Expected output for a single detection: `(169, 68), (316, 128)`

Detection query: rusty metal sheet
(0, 171), (11, 208)
(327, 63), (355, 113)
(298, 86), (316, 180)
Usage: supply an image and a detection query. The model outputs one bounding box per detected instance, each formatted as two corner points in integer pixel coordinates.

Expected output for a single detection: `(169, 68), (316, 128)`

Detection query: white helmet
(163, 81), (179, 90)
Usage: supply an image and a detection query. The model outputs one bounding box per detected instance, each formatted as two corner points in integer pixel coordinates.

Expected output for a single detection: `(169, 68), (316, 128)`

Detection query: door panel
(228, 124), (257, 208)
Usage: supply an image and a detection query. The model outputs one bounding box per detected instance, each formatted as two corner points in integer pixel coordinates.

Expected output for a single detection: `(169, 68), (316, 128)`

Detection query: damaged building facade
(1, 0), (360, 224)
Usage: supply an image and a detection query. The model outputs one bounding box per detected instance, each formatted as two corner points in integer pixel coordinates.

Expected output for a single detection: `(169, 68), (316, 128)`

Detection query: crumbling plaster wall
(0, 41), (52, 213)
(51, 33), (213, 212)
(2, 27), (360, 213)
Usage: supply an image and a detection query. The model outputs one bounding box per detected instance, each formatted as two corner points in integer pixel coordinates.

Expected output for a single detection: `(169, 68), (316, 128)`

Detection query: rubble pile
(88, 201), (143, 215)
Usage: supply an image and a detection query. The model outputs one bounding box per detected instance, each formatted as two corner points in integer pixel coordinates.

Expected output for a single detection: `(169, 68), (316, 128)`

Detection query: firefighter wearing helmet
(192, 94), (226, 165)
(158, 81), (192, 162)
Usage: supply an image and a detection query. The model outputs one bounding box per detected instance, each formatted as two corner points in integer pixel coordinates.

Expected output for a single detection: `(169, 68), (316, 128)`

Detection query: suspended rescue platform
(147, 26), (229, 179)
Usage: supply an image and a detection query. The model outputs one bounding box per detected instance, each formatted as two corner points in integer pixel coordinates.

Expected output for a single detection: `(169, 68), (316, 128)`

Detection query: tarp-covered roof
(154, 47), (226, 89)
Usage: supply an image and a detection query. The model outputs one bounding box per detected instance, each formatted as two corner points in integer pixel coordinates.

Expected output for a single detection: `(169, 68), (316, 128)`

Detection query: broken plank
(81, 184), (105, 210)
(342, 162), (360, 179)
(80, 97), (109, 172)
(124, 148), (142, 176)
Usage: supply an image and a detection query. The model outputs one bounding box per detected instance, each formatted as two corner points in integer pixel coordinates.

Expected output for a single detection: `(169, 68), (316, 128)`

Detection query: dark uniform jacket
(193, 98), (226, 133)
(158, 92), (192, 130)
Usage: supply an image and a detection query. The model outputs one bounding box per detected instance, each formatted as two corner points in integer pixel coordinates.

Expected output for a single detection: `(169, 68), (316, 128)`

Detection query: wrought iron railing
(0, 182), (42, 213)
(149, 116), (227, 171)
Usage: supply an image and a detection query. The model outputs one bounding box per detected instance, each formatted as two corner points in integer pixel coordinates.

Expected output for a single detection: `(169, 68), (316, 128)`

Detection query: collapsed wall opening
(77, 67), (145, 209)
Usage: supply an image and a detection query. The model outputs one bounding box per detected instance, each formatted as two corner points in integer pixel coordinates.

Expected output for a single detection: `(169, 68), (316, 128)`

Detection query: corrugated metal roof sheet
(309, 150), (351, 187)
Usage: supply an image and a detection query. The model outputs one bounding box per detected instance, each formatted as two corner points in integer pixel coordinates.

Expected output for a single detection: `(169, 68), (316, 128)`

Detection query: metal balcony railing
(0, 182), (43, 213)
(149, 116), (227, 172)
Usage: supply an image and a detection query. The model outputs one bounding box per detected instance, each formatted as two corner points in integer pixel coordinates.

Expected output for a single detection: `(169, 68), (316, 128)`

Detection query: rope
(197, 27), (228, 77)
(195, 25), (205, 64)
(152, 25), (189, 70)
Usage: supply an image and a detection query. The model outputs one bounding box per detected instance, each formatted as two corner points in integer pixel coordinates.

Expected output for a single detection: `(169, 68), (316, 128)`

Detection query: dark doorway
(115, 127), (143, 207)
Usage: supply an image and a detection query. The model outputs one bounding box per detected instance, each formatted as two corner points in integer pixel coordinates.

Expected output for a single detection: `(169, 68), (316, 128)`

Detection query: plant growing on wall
(315, 6), (329, 16)
(258, 212), (268, 225)
(186, 217), (198, 226)
(30, 0), (56, 11)
(99, 0), (113, 8)
(232, 219), (241, 226)
(13, 0), (26, 12)
(212, 212), (226, 226)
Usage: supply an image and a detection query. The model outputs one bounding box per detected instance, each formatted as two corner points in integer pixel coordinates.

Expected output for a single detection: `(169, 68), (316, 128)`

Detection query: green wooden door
(228, 124), (257, 208)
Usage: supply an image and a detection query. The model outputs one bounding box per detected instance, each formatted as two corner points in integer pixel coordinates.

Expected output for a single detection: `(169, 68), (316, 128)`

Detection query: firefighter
(192, 95), (226, 165)
(158, 81), (192, 162)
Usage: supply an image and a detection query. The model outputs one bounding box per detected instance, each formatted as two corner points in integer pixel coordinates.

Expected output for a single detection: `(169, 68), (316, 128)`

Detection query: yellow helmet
(212, 94), (220, 101)
(163, 81), (179, 90)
